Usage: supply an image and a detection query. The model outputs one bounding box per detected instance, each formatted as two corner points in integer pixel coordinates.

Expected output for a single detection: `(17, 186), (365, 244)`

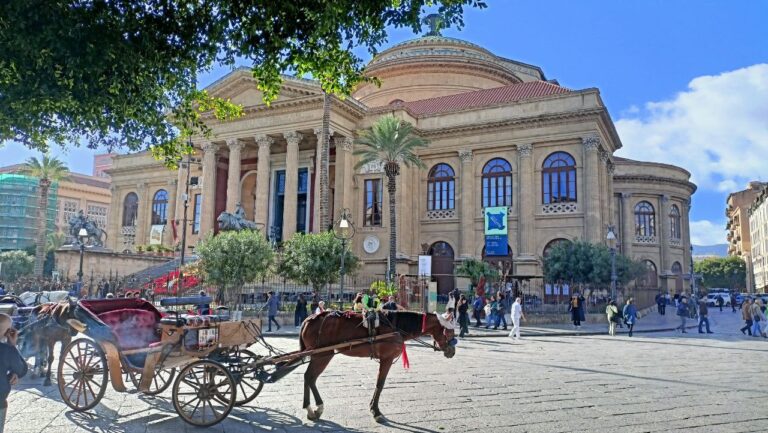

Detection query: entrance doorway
(429, 241), (455, 295)
(271, 168), (309, 243)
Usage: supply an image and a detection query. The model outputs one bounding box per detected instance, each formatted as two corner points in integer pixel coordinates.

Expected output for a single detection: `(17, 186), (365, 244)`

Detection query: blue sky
(1, 0), (766, 245)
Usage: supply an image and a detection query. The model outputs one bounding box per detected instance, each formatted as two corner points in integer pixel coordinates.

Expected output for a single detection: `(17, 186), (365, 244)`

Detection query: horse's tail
(100, 227), (108, 243)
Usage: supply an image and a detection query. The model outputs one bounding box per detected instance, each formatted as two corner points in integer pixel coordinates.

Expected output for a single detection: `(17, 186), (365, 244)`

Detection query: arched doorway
(671, 261), (683, 293)
(482, 244), (514, 297)
(429, 241), (455, 295)
(638, 260), (658, 289)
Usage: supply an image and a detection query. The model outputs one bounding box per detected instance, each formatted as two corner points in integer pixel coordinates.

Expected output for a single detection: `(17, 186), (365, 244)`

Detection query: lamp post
(77, 227), (88, 285)
(333, 208), (355, 310)
(607, 225), (618, 302)
(178, 152), (202, 296)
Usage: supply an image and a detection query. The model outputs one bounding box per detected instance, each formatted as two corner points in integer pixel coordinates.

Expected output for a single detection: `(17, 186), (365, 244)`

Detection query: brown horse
(18, 301), (77, 386)
(298, 311), (456, 422)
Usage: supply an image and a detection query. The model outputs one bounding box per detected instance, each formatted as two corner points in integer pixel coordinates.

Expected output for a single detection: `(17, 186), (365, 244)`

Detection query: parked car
(704, 293), (731, 307)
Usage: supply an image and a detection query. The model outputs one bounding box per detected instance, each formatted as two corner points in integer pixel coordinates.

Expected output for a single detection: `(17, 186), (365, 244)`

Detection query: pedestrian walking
(508, 297), (526, 340)
(457, 295), (470, 337)
(698, 298), (713, 334)
(1, 313), (28, 433)
(730, 293), (737, 313)
(606, 299), (620, 336)
(656, 293), (665, 315)
(676, 297), (689, 333)
(751, 299), (767, 338)
(472, 296), (484, 327)
(568, 293), (584, 328)
(485, 295), (497, 329)
(741, 298), (754, 335)
(494, 292), (508, 330)
(623, 298), (638, 337)
(265, 291), (281, 332)
(716, 294), (724, 312)
(295, 294), (308, 327)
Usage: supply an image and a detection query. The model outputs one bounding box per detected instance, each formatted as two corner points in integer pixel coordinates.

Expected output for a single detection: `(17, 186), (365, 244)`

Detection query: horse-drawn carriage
(54, 297), (458, 426)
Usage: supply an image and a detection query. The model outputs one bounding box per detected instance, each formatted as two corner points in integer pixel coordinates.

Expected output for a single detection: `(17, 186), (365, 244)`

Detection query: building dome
(353, 36), (546, 107)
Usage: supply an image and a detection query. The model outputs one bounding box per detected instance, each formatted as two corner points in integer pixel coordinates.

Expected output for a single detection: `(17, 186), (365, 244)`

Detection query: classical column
(226, 139), (244, 212)
(607, 162), (615, 225)
(166, 179), (178, 246)
(334, 137), (354, 222)
(582, 135), (602, 243)
(107, 185), (120, 250)
(254, 135), (273, 233)
(313, 127), (333, 232)
(459, 149), (475, 259)
(621, 192), (634, 259)
(659, 194), (671, 273)
(282, 132), (302, 240)
(199, 142), (219, 237)
(517, 144), (535, 257)
(135, 182), (148, 245)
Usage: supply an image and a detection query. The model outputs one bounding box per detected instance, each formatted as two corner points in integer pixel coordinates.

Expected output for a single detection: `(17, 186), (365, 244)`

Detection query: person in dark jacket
(472, 296), (484, 327)
(295, 294), (308, 328)
(568, 294), (584, 328)
(698, 298), (713, 334)
(494, 292), (508, 330)
(265, 291), (281, 332)
(1, 313), (28, 433)
(457, 295), (470, 337)
(676, 297), (689, 333)
(715, 294), (724, 312)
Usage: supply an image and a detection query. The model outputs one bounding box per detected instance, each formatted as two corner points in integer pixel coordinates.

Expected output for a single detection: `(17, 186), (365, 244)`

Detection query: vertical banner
(484, 206), (508, 256)
(418, 255), (432, 277)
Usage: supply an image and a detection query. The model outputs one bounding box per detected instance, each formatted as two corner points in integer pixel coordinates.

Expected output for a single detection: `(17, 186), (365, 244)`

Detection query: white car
(704, 293), (731, 307)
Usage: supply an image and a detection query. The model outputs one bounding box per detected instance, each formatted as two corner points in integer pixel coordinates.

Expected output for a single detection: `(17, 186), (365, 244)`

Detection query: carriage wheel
(172, 360), (235, 427)
(57, 338), (108, 412)
(126, 366), (176, 395)
(215, 349), (264, 406)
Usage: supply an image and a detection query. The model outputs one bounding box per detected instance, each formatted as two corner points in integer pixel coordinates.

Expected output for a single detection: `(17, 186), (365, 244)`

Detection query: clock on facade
(363, 235), (380, 254)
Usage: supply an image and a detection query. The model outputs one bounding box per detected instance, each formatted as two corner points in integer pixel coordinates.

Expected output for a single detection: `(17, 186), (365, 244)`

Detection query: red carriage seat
(97, 309), (160, 350)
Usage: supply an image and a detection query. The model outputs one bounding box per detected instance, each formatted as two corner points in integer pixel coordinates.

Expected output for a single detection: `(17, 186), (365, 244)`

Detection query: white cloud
(615, 64), (768, 191)
(690, 219), (727, 246)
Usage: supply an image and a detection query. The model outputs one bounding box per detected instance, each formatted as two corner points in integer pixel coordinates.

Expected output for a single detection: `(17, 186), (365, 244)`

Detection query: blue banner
(485, 234), (508, 256)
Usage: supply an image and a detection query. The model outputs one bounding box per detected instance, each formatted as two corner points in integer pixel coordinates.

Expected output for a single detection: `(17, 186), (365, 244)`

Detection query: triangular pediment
(206, 68), (322, 107)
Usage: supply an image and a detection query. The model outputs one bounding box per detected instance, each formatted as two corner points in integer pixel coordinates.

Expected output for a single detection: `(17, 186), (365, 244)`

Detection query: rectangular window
(62, 200), (79, 225)
(192, 194), (201, 234)
(86, 203), (108, 229)
(364, 179), (383, 227)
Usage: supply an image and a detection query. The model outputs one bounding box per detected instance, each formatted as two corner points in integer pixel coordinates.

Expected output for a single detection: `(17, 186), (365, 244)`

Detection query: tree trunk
(385, 165), (399, 283)
(319, 91), (331, 231)
(34, 179), (51, 276)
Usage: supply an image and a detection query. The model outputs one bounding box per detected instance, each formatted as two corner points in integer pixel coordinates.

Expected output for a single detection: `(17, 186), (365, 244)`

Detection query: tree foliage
(455, 258), (499, 285)
(0, 250), (34, 282)
(1, 1), (485, 166)
(196, 230), (274, 299)
(543, 240), (645, 287)
(278, 232), (359, 293)
(694, 256), (747, 290)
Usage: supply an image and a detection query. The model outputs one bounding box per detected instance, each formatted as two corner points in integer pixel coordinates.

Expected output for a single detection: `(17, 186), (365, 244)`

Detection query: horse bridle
(385, 312), (451, 353)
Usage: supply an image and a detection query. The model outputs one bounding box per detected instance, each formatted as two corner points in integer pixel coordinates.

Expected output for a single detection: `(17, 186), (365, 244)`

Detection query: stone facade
(749, 185), (768, 293)
(105, 35), (696, 294)
(727, 181), (766, 292)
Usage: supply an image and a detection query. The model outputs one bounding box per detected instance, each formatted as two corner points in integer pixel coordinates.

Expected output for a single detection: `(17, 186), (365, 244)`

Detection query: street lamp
(333, 208), (355, 310)
(77, 227), (88, 285)
(178, 152), (202, 296)
(606, 225), (618, 302)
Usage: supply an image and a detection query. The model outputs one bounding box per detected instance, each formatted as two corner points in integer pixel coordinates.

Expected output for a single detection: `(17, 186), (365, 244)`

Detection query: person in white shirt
(508, 297), (526, 340)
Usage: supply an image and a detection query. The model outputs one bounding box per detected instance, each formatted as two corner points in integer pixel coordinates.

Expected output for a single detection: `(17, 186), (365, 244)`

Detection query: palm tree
(20, 155), (69, 276)
(355, 115), (428, 281)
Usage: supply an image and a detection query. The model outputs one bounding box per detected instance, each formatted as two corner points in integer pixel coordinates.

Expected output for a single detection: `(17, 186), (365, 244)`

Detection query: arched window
(634, 201), (656, 237)
(638, 260), (658, 288)
(542, 152), (576, 204)
(671, 261), (683, 292)
(669, 204), (681, 240)
(122, 192), (138, 227)
(543, 238), (571, 258)
(151, 189), (168, 225)
(482, 158), (512, 208)
(427, 163), (455, 210)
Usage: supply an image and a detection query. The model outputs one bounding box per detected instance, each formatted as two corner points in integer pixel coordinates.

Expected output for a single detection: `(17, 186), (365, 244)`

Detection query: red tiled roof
(386, 81), (571, 116)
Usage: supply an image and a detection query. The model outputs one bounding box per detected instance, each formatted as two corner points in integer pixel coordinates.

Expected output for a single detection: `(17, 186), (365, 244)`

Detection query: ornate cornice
(582, 134), (600, 151)
(517, 143), (533, 158)
(614, 175), (697, 195)
(458, 149), (473, 163)
(283, 131), (304, 146)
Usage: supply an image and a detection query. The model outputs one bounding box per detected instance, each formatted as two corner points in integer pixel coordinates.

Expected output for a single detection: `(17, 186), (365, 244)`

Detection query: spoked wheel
(125, 366), (176, 395)
(172, 360), (236, 427)
(57, 338), (108, 412)
(214, 349), (264, 406)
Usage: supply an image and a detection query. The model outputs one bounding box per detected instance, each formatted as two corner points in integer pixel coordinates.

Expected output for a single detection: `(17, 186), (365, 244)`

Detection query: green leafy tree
(355, 115), (428, 280)
(1, 1), (485, 166)
(196, 230), (274, 303)
(19, 155), (69, 276)
(543, 240), (645, 288)
(369, 280), (398, 300)
(694, 256), (747, 290)
(0, 250), (34, 282)
(455, 258), (499, 287)
(278, 232), (359, 296)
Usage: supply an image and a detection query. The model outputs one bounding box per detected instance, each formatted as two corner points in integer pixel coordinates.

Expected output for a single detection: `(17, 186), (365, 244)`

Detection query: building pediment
(205, 68), (323, 108)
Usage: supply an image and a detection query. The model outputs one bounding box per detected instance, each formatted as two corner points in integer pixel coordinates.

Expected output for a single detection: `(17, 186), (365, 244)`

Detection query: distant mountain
(692, 244), (728, 257)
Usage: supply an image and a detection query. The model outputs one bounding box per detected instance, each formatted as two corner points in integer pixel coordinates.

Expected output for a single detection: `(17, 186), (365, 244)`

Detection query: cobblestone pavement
(6, 310), (767, 433)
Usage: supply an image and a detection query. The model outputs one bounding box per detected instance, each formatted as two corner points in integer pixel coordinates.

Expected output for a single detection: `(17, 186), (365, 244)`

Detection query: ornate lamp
(333, 209), (356, 309)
